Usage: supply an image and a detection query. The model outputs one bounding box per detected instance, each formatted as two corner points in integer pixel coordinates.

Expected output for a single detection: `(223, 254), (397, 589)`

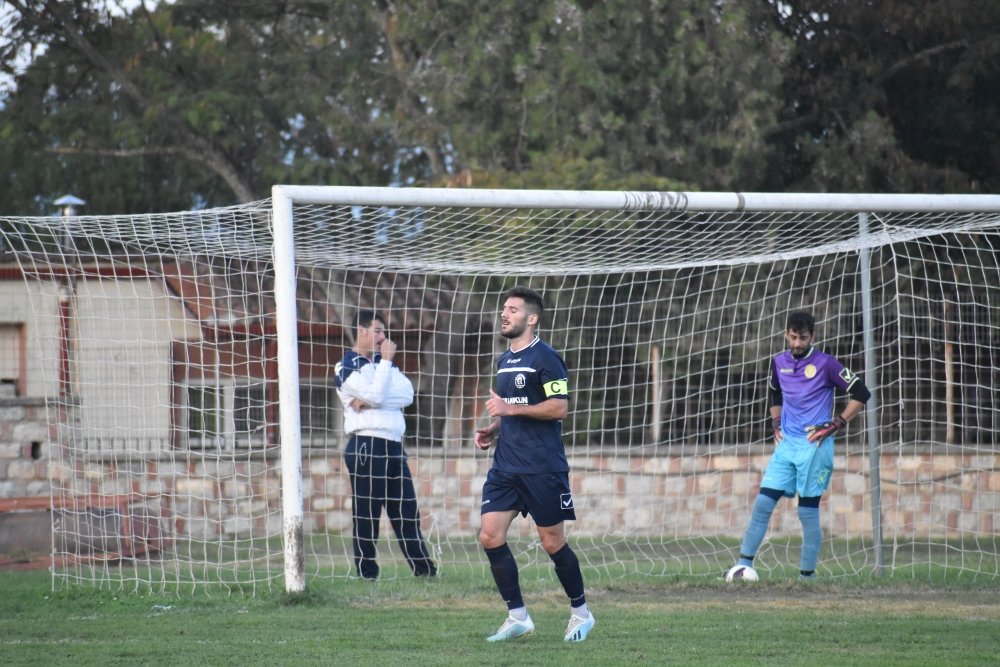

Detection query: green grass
(2, 566), (998, 666)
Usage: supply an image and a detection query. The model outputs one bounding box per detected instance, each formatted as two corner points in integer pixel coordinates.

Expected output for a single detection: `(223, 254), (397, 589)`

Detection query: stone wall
(0, 397), (52, 499)
(2, 397), (997, 547)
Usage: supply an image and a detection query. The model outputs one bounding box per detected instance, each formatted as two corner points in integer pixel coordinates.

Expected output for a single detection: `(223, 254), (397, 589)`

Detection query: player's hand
(474, 418), (499, 449)
(772, 418), (783, 444)
(348, 398), (369, 411)
(806, 416), (846, 443)
(474, 427), (496, 449)
(485, 389), (508, 418)
(379, 338), (397, 361)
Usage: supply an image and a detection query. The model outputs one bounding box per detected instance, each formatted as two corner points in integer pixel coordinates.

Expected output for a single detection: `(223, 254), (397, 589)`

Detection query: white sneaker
(564, 612), (595, 642)
(486, 614), (535, 642)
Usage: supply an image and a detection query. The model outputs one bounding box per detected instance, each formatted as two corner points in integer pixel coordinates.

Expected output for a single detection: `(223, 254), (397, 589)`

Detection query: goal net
(0, 188), (997, 592)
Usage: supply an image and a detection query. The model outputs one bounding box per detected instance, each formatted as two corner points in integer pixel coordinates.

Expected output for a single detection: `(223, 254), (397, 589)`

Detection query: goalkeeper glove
(771, 417), (782, 442)
(806, 415), (847, 442)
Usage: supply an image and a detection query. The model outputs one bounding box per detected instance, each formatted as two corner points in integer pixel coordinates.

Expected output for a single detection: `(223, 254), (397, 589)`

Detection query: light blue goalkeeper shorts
(760, 433), (835, 498)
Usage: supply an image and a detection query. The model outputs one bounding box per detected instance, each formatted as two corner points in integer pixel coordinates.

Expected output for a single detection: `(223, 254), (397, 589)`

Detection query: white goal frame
(271, 186), (1000, 592)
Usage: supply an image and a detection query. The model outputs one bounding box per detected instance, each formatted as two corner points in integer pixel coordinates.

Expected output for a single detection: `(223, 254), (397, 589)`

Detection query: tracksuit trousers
(343, 435), (437, 579)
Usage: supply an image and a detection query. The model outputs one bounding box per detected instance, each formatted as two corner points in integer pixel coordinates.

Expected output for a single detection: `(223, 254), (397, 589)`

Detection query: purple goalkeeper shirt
(769, 347), (860, 438)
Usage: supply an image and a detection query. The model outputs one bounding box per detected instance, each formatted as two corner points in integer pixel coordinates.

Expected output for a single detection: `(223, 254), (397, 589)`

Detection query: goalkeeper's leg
(738, 487), (783, 566)
(797, 496), (822, 577)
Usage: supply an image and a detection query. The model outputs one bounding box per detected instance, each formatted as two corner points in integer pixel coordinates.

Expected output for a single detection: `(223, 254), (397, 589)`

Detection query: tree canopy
(1, 0), (996, 214)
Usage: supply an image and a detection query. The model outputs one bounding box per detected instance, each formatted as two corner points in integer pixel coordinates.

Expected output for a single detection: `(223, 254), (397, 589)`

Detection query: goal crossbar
(274, 185), (1000, 212)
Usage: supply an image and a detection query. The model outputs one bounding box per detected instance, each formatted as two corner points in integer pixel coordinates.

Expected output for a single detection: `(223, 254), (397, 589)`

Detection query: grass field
(2, 564), (998, 667)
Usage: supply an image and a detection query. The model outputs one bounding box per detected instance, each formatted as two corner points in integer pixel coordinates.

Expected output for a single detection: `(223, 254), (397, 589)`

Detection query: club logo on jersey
(515, 373), (526, 389)
(804, 364), (818, 379)
(560, 493), (574, 509)
(544, 379), (568, 397)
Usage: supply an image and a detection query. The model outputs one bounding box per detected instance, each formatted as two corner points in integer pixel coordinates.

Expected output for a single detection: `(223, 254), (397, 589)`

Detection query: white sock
(509, 606), (528, 621)
(571, 603), (590, 618)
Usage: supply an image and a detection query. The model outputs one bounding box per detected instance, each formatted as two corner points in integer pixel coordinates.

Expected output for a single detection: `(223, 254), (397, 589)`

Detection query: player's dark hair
(786, 311), (815, 335)
(355, 309), (385, 330)
(504, 285), (545, 320)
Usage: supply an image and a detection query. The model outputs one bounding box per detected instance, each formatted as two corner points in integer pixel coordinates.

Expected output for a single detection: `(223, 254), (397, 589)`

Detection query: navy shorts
(481, 468), (576, 527)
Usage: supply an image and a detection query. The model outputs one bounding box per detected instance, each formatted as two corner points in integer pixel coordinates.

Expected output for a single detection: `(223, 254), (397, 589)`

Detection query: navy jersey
(492, 337), (570, 473)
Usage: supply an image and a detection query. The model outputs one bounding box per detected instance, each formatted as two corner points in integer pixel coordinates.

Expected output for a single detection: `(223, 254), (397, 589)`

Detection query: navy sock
(485, 543), (524, 610)
(549, 543), (586, 608)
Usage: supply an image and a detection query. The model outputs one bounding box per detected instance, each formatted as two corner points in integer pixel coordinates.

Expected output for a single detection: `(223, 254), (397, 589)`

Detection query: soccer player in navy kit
(335, 309), (436, 580)
(475, 286), (595, 642)
(733, 311), (871, 579)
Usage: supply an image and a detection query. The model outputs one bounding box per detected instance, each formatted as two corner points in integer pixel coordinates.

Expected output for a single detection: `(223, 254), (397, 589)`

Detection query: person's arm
(340, 361), (392, 408)
(769, 359), (783, 443)
(769, 404), (783, 444)
(485, 389), (568, 421)
(806, 373), (871, 442)
(341, 339), (404, 409)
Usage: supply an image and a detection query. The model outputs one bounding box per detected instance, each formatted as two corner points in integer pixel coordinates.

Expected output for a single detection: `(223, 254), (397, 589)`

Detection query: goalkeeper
(732, 311), (870, 580)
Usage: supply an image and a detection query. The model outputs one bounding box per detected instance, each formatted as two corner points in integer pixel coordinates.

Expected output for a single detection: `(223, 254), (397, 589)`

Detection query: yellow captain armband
(543, 379), (568, 397)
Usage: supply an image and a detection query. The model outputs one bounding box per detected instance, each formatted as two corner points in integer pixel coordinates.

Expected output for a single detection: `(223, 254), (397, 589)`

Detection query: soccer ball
(725, 565), (759, 582)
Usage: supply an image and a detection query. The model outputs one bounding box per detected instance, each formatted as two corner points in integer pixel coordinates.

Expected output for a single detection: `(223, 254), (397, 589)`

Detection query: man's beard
(501, 322), (525, 339)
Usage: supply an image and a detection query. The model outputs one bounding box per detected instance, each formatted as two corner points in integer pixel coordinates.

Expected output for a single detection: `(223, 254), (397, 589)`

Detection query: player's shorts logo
(515, 373), (526, 389)
(804, 364), (817, 379)
(560, 493), (574, 509)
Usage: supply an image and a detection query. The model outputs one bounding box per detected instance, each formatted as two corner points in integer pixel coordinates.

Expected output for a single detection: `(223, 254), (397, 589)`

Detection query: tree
(390, 0), (790, 190)
(1, 0), (995, 214)
(766, 0), (1000, 193)
(1, 1), (420, 212)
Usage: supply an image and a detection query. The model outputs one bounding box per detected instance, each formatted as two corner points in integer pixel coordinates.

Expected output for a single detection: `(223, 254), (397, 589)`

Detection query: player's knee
(479, 527), (502, 549)
(540, 535), (566, 555)
(798, 495), (821, 508)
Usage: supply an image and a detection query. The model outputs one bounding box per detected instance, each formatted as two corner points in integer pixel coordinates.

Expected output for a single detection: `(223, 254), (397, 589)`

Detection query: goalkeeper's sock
(798, 505), (822, 572)
(485, 543), (524, 610)
(740, 493), (778, 563)
(549, 543), (587, 608)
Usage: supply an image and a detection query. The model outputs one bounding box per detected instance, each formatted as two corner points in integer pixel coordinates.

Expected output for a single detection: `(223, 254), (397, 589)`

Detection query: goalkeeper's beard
(791, 345), (812, 359)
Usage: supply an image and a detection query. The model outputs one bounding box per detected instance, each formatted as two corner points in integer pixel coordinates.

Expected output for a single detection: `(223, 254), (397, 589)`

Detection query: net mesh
(0, 192), (997, 592)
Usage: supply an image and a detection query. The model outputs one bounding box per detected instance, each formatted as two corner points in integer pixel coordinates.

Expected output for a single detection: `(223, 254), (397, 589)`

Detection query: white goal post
(0, 187), (998, 594)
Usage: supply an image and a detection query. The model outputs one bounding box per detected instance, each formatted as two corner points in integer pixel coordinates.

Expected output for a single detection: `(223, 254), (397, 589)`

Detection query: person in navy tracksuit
(335, 309), (436, 580)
